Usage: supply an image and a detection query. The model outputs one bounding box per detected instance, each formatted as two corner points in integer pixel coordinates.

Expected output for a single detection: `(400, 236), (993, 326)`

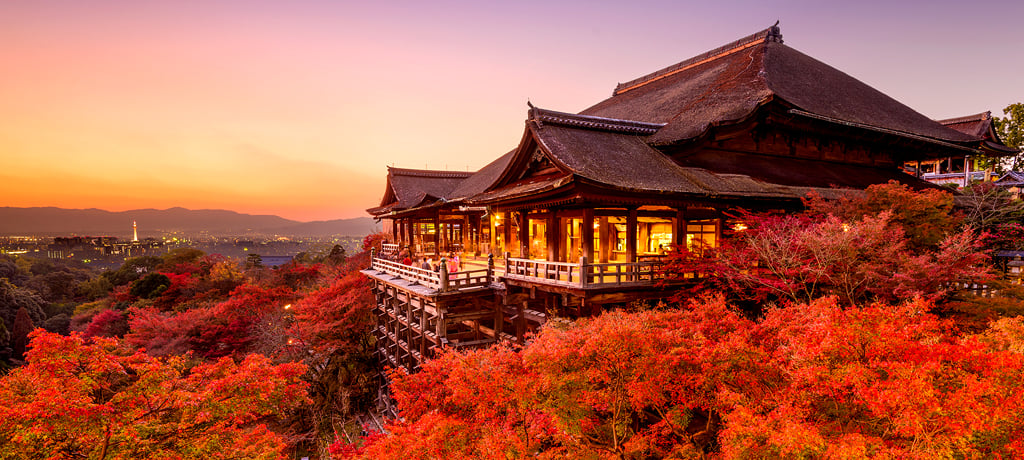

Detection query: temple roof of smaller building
(938, 111), (1018, 154)
(368, 167), (473, 216)
(940, 112), (995, 138)
(996, 171), (1024, 187)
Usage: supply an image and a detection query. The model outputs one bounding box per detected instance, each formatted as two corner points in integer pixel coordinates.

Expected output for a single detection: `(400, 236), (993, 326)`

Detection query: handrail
(369, 250), (495, 293)
(503, 254), (669, 288)
(371, 256), (443, 290)
(381, 243), (400, 255)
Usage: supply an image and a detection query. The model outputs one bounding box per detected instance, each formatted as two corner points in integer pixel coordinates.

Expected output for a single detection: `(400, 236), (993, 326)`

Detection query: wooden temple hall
(361, 24), (1017, 373)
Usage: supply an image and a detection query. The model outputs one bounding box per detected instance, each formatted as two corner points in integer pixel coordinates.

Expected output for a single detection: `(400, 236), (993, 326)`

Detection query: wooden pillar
(516, 301), (527, 343)
(489, 214), (497, 257)
(964, 155), (971, 187)
(462, 215), (471, 253)
(715, 210), (724, 250)
(405, 219), (413, 249)
(626, 208), (638, 262)
(546, 211), (558, 262)
(502, 211), (512, 257)
(518, 212), (529, 259)
(599, 216), (610, 263)
(432, 215), (440, 256)
(582, 208), (594, 262)
(406, 295), (414, 368)
(420, 302), (427, 357)
(493, 290), (504, 339)
(675, 208), (686, 249)
(391, 219), (398, 241)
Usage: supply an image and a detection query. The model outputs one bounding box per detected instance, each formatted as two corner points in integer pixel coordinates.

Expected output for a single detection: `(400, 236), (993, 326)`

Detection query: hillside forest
(4, 181), (1024, 458)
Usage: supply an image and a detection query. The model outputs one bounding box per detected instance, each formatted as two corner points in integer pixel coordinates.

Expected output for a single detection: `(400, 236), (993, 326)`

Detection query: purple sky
(2, 0), (1021, 220)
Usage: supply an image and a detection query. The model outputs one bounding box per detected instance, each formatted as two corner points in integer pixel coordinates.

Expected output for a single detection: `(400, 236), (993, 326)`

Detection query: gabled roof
(468, 107), (930, 205)
(368, 167), (473, 216)
(447, 150), (517, 201)
(581, 24), (983, 150)
(938, 112), (1018, 154)
(996, 171), (1024, 187)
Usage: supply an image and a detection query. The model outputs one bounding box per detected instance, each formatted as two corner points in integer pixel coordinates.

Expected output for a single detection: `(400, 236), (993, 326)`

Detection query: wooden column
(715, 209), (723, 250)
(582, 208), (595, 262)
(489, 214), (497, 256)
(432, 215), (440, 256)
(546, 211), (558, 262)
(391, 219), (398, 241)
(420, 302), (427, 357)
(493, 291), (503, 340)
(462, 215), (472, 254)
(518, 212), (529, 259)
(502, 211), (512, 257)
(675, 208), (686, 249)
(404, 219), (412, 249)
(598, 216), (610, 263)
(517, 301), (527, 343)
(626, 208), (638, 262)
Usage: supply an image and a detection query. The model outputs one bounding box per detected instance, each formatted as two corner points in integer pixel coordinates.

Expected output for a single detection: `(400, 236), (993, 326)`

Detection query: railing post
(505, 251), (511, 275)
(439, 258), (449, 292)
(487, 253), (494, 284)
(580, 255), (588, 288)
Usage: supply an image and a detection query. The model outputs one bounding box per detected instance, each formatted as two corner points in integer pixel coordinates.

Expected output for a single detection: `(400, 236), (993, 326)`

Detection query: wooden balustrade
(381, 243), (400, 255)
(370, 253), (493, 292)
(504, 254), (669, 289)
(373, 249), (669, 292)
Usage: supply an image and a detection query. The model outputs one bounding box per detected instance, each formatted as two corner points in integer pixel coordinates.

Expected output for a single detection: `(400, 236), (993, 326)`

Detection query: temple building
(361, 24), (1018, 375)
(904, 111), (1017, 187)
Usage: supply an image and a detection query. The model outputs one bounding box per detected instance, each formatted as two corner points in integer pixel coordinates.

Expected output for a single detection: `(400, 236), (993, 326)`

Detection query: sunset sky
(2, 0), (1022, 222)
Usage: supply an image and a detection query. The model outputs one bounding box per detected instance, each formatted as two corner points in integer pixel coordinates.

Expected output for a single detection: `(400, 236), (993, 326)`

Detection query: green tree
(10, 307), (33, 361)
(994, 102), (1024, 171)
(129, 272), (172, 300)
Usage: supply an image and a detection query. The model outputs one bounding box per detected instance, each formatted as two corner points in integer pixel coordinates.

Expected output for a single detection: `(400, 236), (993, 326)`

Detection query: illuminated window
(686, 219), (718, 255)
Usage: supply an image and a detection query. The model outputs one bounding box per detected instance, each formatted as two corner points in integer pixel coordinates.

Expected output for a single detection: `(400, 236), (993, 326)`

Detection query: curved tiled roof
(370, 167), (473, 215)
(582, 25), (980, 147)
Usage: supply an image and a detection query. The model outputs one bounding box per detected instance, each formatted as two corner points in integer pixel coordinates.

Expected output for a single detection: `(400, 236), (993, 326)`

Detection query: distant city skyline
(2, 0), (1021, 221)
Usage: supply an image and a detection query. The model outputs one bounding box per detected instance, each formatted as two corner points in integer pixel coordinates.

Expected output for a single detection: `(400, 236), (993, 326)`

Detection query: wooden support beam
(463, 215), (472, 254)
(432, 215), (440, 256)
(599, 216), (610, 263)
(626, 208), (638, 263)
(582, 208), (594, 262)
(516, 301), (527, 343)
(488, 213), (497, 257)
(502, 211), (512, 257)
(546, 211), (558, 262)
(494, 293), (504, 339)
(675, 208), (686, 249)
(518, 212), (530, 259)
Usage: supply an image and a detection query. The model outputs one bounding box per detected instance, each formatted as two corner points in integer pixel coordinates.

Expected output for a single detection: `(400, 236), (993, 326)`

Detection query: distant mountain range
(0, 207), (379, 238)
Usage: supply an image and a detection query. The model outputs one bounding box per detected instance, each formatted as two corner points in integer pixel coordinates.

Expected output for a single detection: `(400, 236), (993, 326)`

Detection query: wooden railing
(381, 243), (400, 256)
(504, 257), (585, 286)
(504, 253), (668, 289)
(370, 248), (494, 292)
(371, 256), (444, 290)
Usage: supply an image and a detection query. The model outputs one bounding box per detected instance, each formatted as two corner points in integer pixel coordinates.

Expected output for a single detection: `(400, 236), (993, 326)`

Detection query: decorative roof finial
(767, 21), (783, 43)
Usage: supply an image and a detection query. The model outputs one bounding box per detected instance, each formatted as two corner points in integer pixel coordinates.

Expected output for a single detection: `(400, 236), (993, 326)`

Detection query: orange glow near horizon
(1, 2), (1020, 223)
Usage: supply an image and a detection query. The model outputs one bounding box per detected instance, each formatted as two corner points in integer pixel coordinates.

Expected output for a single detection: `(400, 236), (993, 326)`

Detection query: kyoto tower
(132, 221), (138, 242)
